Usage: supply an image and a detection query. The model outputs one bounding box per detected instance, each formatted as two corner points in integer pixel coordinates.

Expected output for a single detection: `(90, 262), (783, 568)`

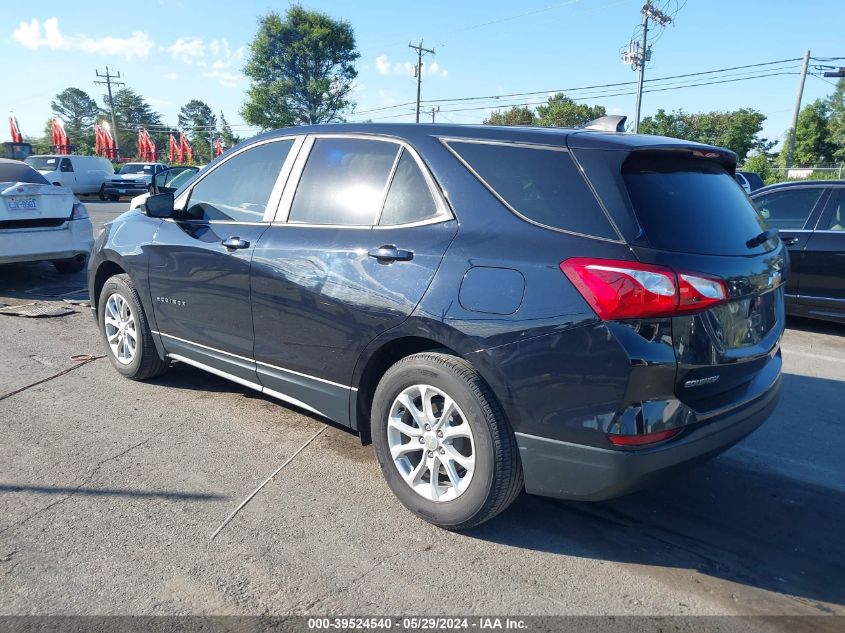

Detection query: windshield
(119, 164), (155, 175)
(0, 162), (49, 185)
(25, 157), (61, 172)
(623, 155), (770, 256)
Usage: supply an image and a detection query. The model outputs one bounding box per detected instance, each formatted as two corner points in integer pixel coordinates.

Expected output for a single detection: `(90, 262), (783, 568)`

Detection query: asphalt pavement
(0, 200), (842, 621)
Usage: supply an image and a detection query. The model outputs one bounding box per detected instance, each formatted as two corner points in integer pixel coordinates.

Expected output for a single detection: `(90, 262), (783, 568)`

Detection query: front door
(800, 187), (845, 314)
(250, 136), (457, 425)
(147, 137), (298, 385)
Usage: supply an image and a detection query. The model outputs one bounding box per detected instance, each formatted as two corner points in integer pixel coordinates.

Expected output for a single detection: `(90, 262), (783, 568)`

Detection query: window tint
(379, 150), (440, 225)
(448, 141), (616, 239)
(0, 162), (49, 185)
(60, 158), (73, 172)
(289, 138), (399, 225)
(623, 155), (771, 256)
(753, 187), (823, 230)
(825, 189), (844, 231)
(184, 140), (293, 222)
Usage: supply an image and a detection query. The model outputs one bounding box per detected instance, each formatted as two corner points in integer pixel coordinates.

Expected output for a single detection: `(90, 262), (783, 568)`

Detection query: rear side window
(823, 189), (844, 231)
(379, 150), (440, 225)
(447, 141), (617, 239)
(185, 139), (293, 222)
(753, 188), (824, 230)
(290, 138), (399, 225)
(623, 155), (770, 256)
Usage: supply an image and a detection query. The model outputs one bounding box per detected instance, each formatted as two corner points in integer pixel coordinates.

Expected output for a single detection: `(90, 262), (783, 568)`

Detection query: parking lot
(0, 201), (843, 619)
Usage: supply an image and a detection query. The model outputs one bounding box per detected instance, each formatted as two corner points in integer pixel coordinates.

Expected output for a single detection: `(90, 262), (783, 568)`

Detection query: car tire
(98, 274), (169, 380)
(371, 351), (523, 530)
(99, 185), (108, 201)
(53, 257), (86, 274)
(108, 194), (120, 201)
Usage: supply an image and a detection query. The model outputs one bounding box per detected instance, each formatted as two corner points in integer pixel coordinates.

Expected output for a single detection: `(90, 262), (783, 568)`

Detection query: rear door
(799, 187), (845, 315)
(752, 185), (828, 303)
(147, 137), (299, 385)
(250, 135), (456, 425)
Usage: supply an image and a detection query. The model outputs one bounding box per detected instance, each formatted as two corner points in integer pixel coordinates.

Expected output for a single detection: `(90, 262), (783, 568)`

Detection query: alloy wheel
(104, 293), (137, 365)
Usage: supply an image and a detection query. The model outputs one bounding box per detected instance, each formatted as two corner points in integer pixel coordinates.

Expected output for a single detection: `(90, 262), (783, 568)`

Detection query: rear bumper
(516, 372), (781, 501)
(0, 220), (94, 264)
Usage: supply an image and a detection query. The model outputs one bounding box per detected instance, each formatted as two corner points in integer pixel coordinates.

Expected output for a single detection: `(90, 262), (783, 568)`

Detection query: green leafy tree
(535, 93), (606, 128)
(218, 111), (241, 147)
(178, 100), (217, 162)
(741, 152), (774, 184)
(791, 100), (836, 164)
(484, 106), (536, 126)
(51, 88), (100, 154)
(242, 6), (360, 128)
(639, 108), (771, 162)
(102, 87), (162, 159)
(827, 77), (845, 162)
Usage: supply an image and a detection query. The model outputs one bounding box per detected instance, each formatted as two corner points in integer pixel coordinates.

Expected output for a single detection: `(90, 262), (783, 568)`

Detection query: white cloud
(12, 17), (154, 59)
(163, 37), (205, 64)
(163, 72), (178, 81)
(202, 70), (242, 89)
(164, 36), (245, 70)
(373, 54), (447, 78)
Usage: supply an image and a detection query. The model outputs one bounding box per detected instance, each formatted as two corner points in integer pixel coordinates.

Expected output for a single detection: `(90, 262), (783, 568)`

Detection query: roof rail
(582, 115), (627, 133)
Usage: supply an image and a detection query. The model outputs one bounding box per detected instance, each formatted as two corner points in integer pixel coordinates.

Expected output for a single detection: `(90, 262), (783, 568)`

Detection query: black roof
(752, 180), (845, 196)
(242, 122), (736, 161)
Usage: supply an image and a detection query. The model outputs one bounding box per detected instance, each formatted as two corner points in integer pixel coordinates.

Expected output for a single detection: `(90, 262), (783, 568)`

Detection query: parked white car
(0, 159), (94, 273)
(103, 162), (168, 201)
(25, 155), (114, 198)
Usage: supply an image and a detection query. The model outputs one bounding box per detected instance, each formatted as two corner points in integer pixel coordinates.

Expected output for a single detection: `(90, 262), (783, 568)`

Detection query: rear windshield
(0, 162), (49, 185)
(623, 155), (769, 256)
(119, 164), (155, 175)
(448, 141), (617, 239)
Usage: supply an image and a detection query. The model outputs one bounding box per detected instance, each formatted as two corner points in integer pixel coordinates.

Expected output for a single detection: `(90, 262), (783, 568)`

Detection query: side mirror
(144, 192), (175, 218)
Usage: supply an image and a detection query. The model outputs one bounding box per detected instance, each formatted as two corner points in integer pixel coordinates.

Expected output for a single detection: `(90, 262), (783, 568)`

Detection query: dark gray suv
(89, 122), (785, 529)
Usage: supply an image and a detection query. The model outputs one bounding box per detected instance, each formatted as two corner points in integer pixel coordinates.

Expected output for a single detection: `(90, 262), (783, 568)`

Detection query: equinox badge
(684, 375), (720, 388)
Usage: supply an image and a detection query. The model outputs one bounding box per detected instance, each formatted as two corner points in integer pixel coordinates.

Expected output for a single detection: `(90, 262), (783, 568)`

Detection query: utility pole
(785, 50), (811, 168)
(409, 40), (435, 123)
(622, 2), (672, 133)
(428, 106), (440, 123)
(94, 66), (124, 159)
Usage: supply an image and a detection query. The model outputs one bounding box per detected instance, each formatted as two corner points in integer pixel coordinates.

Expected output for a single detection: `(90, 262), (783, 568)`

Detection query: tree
(535, 93), (606, 128)
(178, 100), (217, 162)
(103, 87), (162, 159)
(218, 111), (241, 147)
(827, 77), (845, 162)
(639, 108), (771, 162)
(791, 100), (837, 164)
(51, 88), (100, 154)
(741, 152), (774, 184)
(484, 106), (536, 126)
(242, 6), (360, 128)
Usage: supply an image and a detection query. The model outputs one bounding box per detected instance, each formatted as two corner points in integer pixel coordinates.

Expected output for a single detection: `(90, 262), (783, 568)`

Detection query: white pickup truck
(103, 162), (168, 200)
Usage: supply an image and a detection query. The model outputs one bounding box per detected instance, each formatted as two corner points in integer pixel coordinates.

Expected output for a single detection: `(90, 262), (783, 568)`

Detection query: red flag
(102, 122), (115, 159)
(94, 124), (102, 156)
(51, 118), (59, 149)
(144, 129), (156, 161)
(54, 118), (68, 154)
(169, 133), (178, 163)
(9, 112), (22, 143)
(178, 131), (191, 165)
(137, 129), (145, 160)
(214, 139), (224, 157)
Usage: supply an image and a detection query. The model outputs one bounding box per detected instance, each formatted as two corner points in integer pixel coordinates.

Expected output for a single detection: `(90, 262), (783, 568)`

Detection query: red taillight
(607, 428), (681, 446)
(71, 202), (88, 220)
(560, 257), (727, 320)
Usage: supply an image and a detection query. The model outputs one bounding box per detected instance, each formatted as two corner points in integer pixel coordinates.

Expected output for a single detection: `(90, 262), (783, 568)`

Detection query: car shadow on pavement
(0, 484), (224, 501)
(470, 374), (845, 610)
(0, 262), (87, 303)
(786, 315), (845, 336)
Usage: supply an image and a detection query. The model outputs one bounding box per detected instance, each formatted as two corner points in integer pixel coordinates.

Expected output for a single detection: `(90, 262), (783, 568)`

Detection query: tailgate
(0, 182), (75, 224)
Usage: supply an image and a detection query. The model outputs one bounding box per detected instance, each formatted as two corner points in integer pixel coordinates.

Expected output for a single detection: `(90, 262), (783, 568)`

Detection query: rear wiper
(746, 229), (776, 249)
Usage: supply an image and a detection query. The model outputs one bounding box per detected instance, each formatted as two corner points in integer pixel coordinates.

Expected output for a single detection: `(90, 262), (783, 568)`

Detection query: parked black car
(751, 180), (844, 323)
(89, 122), (785, 529)
(735, 170), (764, 193)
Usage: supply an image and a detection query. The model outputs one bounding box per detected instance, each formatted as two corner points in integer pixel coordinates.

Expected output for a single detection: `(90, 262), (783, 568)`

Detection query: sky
(3, 0), (844, 149)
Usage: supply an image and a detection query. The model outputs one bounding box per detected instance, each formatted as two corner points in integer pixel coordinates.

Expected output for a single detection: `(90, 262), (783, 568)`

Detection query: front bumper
(104, 185), (147, 197)
(516, 372), (781, 501)
(0, 220), (94, 264)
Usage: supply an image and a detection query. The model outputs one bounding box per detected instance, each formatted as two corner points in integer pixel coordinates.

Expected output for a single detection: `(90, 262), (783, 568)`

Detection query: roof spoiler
(581, 115), (627, 133)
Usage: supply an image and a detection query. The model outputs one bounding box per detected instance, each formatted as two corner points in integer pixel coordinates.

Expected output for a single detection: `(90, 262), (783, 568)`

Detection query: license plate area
(7, 197), (38, 212)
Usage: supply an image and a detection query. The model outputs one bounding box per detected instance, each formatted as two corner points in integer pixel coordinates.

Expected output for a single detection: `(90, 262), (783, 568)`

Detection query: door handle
(222, 236), (250, 250)
(781, 236), (799, 246)
(368, 245), (414, 262)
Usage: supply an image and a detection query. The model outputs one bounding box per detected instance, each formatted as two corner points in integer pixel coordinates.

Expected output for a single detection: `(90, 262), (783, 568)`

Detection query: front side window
(754, 188), (824, 231)
(289, 138), (399, 225)
(447, 140), (617, 239)
(60, 158), (73, 172)
(378, 150), (440, 225)
(184, 140), (293, 222)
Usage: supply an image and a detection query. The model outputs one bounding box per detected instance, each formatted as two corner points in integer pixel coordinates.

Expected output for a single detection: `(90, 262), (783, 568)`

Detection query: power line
(94, 66), (125, 158)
